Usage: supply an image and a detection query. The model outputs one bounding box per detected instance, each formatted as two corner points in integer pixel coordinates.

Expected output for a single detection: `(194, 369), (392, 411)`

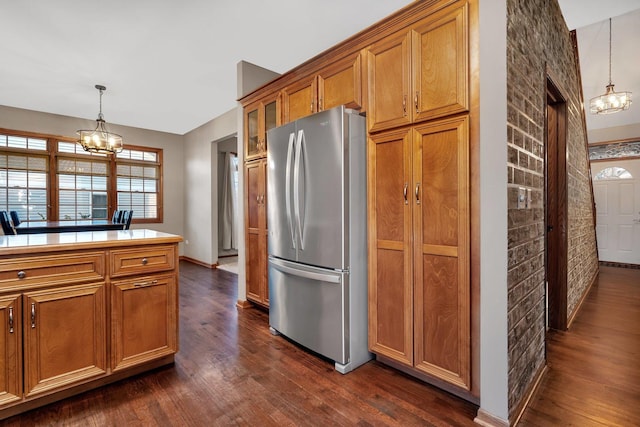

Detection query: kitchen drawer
(0, 252), (105, 291)
(109, 245), (176, 278)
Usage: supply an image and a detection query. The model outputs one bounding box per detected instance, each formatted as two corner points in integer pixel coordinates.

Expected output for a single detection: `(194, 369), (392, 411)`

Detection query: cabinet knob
(141, 258), (148, 265)
(17, 270), (26, 279)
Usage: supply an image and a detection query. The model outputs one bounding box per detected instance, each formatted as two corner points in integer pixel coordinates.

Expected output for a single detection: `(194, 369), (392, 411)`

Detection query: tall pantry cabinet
(366, 0), (472, 392)
(243, 96), (279, 307)
(240, 0), (478, 401)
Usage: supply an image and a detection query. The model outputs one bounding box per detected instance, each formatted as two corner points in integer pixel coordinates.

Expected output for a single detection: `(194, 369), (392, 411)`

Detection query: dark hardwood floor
(520, 266), (640, 426)
(1, 261), (478, 426)
(5, 262), (636, 426)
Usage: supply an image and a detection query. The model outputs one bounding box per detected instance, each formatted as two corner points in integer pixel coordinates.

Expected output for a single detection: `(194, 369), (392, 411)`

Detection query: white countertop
(0, 229), (183, 256)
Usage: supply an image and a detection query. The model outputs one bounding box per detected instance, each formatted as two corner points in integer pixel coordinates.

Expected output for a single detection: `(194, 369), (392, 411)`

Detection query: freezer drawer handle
(271, 260), (340, 284)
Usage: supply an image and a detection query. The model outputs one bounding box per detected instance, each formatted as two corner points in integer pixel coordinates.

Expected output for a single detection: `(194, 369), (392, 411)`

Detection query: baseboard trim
(474, 409), (509, 427)
(180, 256), (217, 269)
(236, 299), (253, 309)
(598, 260), (640, 269)
(567, 267), (599, 329)
(510, 363), (547, 426)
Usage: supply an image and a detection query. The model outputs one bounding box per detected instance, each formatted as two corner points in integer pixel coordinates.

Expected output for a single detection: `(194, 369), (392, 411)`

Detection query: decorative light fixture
(77, 84), (124, 154)
(589, 18), (632, 115)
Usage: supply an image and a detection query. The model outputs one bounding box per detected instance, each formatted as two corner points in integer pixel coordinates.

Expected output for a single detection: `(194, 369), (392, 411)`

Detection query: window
(594, 167), (633, 180)
(116, 148), (161, 220)
(0, 152), (49, 221)
(0, 130), (163, 224)
(57, 156), (109, 220)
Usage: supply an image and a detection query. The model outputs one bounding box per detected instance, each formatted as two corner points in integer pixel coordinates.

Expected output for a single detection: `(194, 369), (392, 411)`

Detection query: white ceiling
(0, 1), (638, 135)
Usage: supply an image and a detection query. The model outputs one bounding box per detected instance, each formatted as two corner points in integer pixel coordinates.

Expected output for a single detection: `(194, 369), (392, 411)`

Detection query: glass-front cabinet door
(244, 96), (279, 161)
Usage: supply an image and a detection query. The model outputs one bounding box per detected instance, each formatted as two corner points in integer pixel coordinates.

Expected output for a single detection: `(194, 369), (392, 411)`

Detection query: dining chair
(9, 211), (20, 227)
(124, 210), (133, 230)
(0, 211), (15, 235)
(112, 210), (124, 223)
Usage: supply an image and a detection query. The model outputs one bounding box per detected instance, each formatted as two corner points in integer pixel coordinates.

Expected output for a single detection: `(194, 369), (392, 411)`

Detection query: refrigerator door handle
(293, 129), (305, 250)
(270, 258), (340, 284)
(285, 132), (296, 248)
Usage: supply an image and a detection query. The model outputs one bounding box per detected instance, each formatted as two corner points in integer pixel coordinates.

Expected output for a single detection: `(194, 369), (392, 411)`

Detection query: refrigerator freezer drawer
(268, 257), (348, 365)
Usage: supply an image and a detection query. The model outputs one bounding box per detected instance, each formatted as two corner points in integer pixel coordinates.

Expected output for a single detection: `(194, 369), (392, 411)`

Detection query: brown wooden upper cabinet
(244, 96), (279, 161)
(282, 52), (363, 124)
(366, 1), (468, 133)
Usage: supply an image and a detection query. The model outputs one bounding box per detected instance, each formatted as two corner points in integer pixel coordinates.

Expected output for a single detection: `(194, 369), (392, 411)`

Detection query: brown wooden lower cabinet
(368, 116), (471, 393)
(23, 283), (107, 397)
(0, 295), (22, 406)
(111, 273), (178, 371)
(0, 230), (181, 419)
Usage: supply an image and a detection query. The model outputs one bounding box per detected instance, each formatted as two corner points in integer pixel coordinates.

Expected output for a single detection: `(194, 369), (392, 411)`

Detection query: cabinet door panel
(246, 232), (262, 302)
(263, 99), (279, 154)
(366, 32), (412, 132)
(368, 129), (413, 365)
(246, 161), (262, 231)
(283, 79), (315, 123)
(111, 274), (177, 371)
(0, 295), (21, 406)
(318, 53), (362, 112)
(245, 103), (260, 160)
(412, 3), (468, 122)
(24, 283), (106, 397)
(413, 117), (470, 389)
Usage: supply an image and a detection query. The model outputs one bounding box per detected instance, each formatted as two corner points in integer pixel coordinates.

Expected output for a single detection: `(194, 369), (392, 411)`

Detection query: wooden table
(15, 220), (124, 234)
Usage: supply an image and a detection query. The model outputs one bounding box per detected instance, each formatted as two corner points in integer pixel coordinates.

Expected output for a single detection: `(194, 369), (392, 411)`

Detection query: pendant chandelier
(589, 18), (632, 115)
(77, 84), (124, 154)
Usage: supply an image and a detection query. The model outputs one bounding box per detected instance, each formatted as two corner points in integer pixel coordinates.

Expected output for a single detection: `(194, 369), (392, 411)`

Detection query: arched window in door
(594, 166), (633, 180)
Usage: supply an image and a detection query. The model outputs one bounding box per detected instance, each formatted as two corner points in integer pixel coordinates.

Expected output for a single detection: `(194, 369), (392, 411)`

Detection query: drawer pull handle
(31, 303), (36, 329)
(8, 306), (13, 334)
(141, 258), (148, 265)
(134, 280), (158, 288)
(17, 270), (26, 279)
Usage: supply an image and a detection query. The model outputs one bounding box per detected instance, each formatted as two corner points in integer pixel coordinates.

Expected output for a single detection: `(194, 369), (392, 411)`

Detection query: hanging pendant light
(77, 84), (124, 154)
(589, 18), (632, 115)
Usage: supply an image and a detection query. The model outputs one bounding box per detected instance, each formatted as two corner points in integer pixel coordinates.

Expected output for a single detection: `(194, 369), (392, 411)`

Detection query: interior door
(592, 160), (640, 265)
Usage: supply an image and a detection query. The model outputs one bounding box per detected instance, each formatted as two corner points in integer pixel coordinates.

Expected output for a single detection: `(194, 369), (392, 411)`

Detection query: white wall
(0, 104), (185, 244)
(478, 0), (510, 423)
(182, 108), (236, 265)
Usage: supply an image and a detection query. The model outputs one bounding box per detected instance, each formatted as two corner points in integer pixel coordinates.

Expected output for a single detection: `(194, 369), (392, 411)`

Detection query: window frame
(0, 127), (163, 224)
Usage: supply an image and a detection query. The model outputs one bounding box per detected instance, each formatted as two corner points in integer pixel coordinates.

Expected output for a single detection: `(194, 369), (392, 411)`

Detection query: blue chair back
(124, 210), (133, 230)
(9, 211), (20, 227)
(0, 211), (15, 235)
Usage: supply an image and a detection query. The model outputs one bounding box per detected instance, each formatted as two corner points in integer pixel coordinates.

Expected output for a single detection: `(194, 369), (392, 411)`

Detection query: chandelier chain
(608, 17), (612, 85)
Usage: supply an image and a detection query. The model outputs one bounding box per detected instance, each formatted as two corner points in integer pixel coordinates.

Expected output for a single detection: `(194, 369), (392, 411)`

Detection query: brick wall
(506, 0), (598, 417)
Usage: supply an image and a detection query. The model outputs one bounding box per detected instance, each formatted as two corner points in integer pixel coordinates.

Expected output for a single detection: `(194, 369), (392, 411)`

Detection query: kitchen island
(0, 229), (182, 419)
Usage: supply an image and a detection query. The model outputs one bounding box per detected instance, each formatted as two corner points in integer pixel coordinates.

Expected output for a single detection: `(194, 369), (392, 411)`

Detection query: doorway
(545, 77), (568, 331)
(592, 160), (640, 265)
(217, 137), (239, 273)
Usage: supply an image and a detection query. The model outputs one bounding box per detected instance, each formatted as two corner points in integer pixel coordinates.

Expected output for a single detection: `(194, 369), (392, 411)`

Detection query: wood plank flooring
(4, 262), (636, 426)
(519, 266), (640, 426)
(1, 261), (478, 426)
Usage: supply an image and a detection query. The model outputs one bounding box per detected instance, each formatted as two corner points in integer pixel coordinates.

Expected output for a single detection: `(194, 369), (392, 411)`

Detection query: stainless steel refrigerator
(266, 105), (371, 374)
